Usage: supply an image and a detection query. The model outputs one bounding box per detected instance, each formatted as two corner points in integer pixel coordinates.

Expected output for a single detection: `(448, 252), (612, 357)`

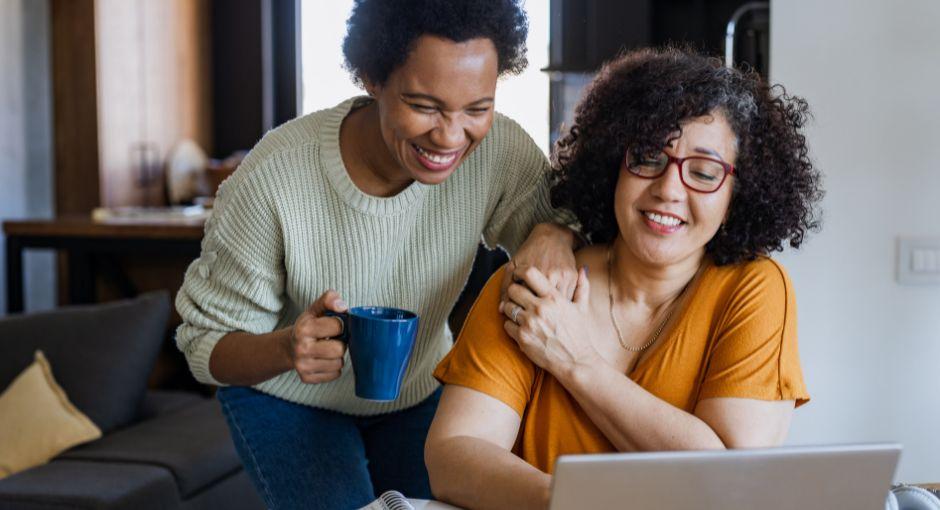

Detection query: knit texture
(175, 97), (559, 415)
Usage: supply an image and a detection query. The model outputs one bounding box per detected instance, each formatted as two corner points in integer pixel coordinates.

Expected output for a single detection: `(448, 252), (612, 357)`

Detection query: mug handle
(324, 311), (349, 342)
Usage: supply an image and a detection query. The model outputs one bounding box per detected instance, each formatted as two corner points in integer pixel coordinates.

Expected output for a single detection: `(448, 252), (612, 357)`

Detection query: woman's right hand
(285, 290), (349, 384)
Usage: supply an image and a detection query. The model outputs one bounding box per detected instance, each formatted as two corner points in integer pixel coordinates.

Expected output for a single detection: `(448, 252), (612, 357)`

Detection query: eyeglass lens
(628, 153), (726, 192)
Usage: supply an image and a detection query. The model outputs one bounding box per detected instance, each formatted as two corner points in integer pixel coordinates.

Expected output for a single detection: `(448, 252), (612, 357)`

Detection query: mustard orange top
(434, 256), (809, 474)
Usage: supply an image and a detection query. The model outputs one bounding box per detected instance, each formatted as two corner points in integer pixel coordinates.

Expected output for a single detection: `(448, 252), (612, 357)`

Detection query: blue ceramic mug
(327, 307), (419, 401)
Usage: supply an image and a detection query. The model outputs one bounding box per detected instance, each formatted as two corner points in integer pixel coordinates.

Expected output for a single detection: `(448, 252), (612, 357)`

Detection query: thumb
(308, 289), (348, 317)
(573, 266), (590, 305)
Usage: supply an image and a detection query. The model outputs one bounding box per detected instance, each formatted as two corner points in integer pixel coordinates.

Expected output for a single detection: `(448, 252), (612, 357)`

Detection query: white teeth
(645, 212), (683, 227)
(414, 144), (457, 165)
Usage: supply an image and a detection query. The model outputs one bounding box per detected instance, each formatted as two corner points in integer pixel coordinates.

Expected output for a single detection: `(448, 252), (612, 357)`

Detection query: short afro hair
(551, 47), (824, 265)
(342, 0), (528, 87)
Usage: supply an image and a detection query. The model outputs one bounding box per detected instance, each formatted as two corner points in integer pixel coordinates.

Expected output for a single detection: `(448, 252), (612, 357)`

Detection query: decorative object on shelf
(166, 140), (210, 205)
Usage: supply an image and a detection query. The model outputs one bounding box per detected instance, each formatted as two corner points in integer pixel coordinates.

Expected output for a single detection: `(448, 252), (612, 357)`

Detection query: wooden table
(3, 216), (204, 313)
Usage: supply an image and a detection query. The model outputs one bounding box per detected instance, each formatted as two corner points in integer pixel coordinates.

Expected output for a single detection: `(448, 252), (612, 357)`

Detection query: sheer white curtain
(299, 0), (550, 154)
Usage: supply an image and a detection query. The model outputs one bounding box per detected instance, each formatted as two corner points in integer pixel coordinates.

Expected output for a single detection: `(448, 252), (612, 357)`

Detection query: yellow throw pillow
(0, 351), (102, 479)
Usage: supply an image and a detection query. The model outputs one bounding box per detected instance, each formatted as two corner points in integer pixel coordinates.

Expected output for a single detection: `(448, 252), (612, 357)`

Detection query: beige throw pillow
(0, 351), (102, 479)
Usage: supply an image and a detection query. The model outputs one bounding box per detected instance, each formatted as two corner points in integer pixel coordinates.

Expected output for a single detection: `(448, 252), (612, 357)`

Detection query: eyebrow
(693, 146), (725, 160)
(400, 93), (494, 108)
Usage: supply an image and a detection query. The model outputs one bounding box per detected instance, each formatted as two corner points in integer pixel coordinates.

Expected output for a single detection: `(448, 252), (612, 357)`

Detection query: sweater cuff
(184, 330), (229, 387)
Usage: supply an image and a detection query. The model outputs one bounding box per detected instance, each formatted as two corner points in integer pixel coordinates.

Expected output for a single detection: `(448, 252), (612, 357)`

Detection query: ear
(361, 76), (381, 97)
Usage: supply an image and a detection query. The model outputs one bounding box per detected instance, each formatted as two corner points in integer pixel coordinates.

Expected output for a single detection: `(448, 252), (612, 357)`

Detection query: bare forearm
(426, 436), (551, 510)
(208, 328), (293, 386)
(560, 362), (725, 452)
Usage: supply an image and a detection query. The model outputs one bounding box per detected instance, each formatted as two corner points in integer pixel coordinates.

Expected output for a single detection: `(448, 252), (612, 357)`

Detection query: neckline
(318, 96), (428, 216)
(627, 258), (713, 377)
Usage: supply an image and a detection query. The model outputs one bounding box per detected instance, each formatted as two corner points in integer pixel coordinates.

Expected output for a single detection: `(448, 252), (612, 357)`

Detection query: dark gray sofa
(0, 293), (264, 510)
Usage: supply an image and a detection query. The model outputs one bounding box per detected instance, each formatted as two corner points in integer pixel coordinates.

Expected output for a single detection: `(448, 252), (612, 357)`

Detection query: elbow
(424, 437), (461, 504)
(424, 438), (449, 501)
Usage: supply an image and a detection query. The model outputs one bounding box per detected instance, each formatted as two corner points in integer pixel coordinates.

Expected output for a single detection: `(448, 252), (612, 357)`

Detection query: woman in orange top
(425, 47), (823, 510)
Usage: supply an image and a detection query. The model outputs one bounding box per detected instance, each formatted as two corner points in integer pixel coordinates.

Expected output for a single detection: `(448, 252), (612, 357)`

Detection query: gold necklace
(607, 245), (693, 352)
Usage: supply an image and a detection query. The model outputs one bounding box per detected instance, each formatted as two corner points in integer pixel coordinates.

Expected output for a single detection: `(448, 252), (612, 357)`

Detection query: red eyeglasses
(625, 151), (735, 193)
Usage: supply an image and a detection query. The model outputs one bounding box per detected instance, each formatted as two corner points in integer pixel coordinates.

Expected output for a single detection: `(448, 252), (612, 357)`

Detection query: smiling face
(614, 111), (737, 268)
(364, 35), (499, 187)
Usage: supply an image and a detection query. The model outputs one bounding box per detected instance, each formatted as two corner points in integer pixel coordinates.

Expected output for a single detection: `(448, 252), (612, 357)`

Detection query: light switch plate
(898, 237), (940, 285)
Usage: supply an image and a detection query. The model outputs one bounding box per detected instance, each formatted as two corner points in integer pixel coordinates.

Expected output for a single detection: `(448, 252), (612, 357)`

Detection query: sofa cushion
(59, 397), (242, 499)
(0, 351), (101, 479)
(180, 469), (266, 509)
(0, 459), (179, 510)
(0, 292), (170, 433)
(139, 389), (205, 420)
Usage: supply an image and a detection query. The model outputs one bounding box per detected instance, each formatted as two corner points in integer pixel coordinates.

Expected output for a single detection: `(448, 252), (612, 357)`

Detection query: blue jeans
(217, 386), (442, 510)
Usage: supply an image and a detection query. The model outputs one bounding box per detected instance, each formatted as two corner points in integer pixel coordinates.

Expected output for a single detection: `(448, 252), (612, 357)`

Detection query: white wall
(771, 0), (940, 482)
(0, 0), (55, 314)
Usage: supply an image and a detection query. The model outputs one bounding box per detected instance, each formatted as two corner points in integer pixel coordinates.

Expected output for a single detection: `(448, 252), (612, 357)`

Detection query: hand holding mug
(287, 290), (349, 384)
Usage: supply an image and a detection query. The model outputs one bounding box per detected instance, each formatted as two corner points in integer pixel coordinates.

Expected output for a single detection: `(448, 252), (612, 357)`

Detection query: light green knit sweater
(175, 97), (559, 415)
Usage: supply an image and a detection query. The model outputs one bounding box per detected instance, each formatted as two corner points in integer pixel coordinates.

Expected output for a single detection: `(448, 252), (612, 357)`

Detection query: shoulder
(489, 111), (529, 139)
(480, 111), (544, 160)
(700, 256), (794, 325)
(235, 97), (362, 182)
(216, 98), (361, 202)
(706, 256), (792, 296)
(484, 112), (542, 154)
(452, 264), (513, 353)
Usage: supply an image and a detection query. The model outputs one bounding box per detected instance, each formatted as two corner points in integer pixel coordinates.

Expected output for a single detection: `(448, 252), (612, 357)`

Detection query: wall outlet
(898, 237), (940, 285)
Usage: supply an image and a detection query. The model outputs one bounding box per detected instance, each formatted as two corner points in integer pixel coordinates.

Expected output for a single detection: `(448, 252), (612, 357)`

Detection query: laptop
(549, 443), (901, 510)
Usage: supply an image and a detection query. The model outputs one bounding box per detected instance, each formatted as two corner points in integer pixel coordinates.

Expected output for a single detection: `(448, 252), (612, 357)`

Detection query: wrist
(537, 222), (579, 249)
(276, 327), (295, 371)
(559, 352), (605, 390)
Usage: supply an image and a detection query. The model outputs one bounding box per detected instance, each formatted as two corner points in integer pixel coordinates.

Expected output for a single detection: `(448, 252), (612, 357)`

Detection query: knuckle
(293, 321), (311, 338)
(316, 340), (343, 358)
(296, 339), (317, 356)
(327, 341), (346, 357)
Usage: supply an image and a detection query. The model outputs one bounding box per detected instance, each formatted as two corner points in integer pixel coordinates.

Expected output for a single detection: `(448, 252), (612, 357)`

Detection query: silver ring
(510, 305), (521, 324)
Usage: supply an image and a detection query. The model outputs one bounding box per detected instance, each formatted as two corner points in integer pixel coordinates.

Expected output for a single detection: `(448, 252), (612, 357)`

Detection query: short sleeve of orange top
(433, 256), (809, 474)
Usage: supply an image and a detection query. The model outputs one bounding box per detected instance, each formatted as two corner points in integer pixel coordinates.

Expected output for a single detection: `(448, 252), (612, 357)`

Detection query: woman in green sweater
(174, 1), (577, 508)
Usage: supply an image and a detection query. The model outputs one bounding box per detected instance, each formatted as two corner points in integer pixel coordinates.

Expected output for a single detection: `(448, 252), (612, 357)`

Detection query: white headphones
(886, 485), (940, 510)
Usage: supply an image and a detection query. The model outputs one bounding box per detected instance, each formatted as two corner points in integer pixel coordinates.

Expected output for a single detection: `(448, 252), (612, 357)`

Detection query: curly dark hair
(342, 0), (528, 87)
(551, 47), (824, 265)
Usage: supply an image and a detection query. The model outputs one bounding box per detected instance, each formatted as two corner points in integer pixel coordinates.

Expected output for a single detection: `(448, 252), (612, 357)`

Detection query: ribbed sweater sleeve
(175, 158), (287, 386)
